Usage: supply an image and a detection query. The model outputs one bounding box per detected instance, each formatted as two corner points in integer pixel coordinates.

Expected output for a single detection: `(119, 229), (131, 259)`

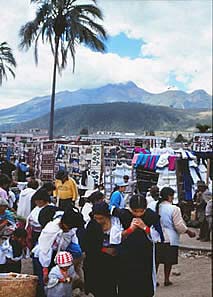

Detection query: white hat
(117, 182), (128, 187)
(55, 251), (73, 267)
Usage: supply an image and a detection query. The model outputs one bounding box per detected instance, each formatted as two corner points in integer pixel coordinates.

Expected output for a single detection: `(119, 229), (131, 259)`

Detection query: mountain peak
(102, 81), (138, 89)
(122, 81), (138, 88)
(190, 89), (209, 95)
(0, 82), (211, 128)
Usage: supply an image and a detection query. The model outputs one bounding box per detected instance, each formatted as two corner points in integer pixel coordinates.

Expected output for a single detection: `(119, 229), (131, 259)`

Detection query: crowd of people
(0, 157), (212, 297)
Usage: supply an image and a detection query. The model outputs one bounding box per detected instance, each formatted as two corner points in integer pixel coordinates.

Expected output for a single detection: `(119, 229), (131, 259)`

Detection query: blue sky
(166, 72), (190, 92)
(0, 0), (212, 109)
(107, 33), (143, 59)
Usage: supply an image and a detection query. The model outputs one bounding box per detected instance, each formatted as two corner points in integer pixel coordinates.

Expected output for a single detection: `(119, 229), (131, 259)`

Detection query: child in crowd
(0, 197), (16, 238)
(32, 207), (84, 297)
(45, 251), (76, 297)
(0, 228), (29, 273)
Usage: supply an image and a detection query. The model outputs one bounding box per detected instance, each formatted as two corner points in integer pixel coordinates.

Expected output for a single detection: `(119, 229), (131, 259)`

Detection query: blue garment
(6, 147), (12, 161)
(141, 154), (150, 167)
(135, 153), (145, 168)
(153, 155), (160, 170)
(153, 221), (165, 242)
(66, 242), (82, 259)
(0, 210), (15, 224)
(183, 172), (193, 201)
(109, 191), (125, 210)
(19, 163), (29, 173)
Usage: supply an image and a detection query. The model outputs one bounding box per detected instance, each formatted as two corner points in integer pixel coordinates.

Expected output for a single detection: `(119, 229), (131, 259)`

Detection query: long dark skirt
(118, 260), (154, 297)
(117, 231), (155, 297)
(84, 253), (118, 297)
(156, 243), (178, 265)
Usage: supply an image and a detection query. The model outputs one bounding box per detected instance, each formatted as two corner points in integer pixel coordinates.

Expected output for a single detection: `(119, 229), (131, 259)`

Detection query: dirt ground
(21, 250), (212, 297)
(155, 252), (212, 297)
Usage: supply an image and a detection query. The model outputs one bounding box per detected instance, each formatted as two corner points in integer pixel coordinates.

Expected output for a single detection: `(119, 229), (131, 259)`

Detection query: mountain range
(0, 81), (211, 127)
(3, 102), (211, 135)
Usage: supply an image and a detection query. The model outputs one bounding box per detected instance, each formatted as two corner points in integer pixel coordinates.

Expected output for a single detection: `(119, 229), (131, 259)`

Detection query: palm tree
(19, 0), (107, 140)
(0, 42), (16, 86)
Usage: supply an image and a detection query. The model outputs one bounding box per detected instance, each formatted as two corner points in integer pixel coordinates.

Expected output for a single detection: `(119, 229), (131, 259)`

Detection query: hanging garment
(135, 153), (145, 168)
(182, 160), (194, 201)
(156, 154), (169, 168)
(149, 155), (160, 171)
(168, 156), (176, 171)
(144, 156), (151, 169)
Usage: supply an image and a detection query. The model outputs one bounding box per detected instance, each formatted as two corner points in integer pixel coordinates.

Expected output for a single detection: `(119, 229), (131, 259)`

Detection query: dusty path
(155, 252), (211, 297)
(22, 251), (211, 297)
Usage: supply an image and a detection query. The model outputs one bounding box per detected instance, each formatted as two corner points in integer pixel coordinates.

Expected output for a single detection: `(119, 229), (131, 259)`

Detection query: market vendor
(54, 170), (78, 210)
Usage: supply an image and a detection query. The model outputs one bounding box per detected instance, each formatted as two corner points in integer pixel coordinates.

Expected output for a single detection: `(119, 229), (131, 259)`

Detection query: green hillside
(3, 102), (212, 135)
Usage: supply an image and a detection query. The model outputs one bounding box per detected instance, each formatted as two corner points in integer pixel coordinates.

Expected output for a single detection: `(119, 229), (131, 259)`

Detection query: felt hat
(38, 205), (60, 228)
(32, 188), (50, 202)
(55, 170), (68, 180)
(92, 201), (110, 216)
(55, 251), (73, 267)
(62, 207), (85, 228)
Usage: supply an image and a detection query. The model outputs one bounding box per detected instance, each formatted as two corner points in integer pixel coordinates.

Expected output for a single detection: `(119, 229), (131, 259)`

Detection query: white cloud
(0, 0), (212, 109)
(100, 0), (212, 92)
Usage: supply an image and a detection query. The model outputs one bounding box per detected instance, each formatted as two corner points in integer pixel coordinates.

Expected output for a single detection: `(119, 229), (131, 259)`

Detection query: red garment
(168, 156), (176, 171)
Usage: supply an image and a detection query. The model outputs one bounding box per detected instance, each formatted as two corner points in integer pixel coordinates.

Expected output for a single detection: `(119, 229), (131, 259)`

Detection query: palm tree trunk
(49, 37), (59, 140)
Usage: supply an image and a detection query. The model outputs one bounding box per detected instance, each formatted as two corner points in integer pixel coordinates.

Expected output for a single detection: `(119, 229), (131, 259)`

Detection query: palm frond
(5, 65), (16, 78)
(76, 23), (106, 52)
(0, 41), (16, 85)
(19, 21), (39, 50)
(60, 40), (67, 70)
(67, 39), (76, 72)
(72, 4), (104, 20)
(0, 42), (17, 67)
(34, 32), (42, 64)
(78, 15), (107, 39)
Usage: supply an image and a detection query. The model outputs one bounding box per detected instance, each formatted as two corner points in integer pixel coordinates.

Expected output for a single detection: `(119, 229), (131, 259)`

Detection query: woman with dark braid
(116, 194), (160, 297)
(149, 187), (196, 286)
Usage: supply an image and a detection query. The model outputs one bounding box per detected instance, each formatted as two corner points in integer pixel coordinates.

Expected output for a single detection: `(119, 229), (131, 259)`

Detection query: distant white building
(0, 132), (33, 143)
(0, 129), (49, 143)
